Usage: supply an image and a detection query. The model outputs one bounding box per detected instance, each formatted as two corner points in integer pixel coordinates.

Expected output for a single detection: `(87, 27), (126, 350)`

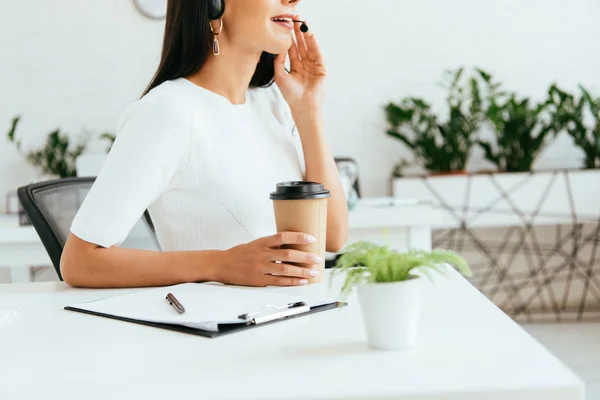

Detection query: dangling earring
(210, 19), (223, 56)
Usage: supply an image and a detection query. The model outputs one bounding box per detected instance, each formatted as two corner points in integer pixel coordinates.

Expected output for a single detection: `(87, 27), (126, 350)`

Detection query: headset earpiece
(207, 0), (225, 20)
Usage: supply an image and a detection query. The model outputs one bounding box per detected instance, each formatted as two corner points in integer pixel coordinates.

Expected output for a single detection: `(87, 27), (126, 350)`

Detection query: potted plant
(477, 71), (555, 172)
(6, 116), (114, 224)
(331, 241), (471, 350)
(549, 84), (600, 169)
(7, 116), (88, 179)
(6, 115), (114, 179)
(385, 67), (484, 175)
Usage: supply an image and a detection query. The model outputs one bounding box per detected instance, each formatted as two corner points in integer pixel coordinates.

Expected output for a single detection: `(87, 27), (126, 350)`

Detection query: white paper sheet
(67, 283), (334, 332)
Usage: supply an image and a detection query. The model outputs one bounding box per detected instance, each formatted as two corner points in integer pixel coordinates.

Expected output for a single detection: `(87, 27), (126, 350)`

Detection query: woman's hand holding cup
(216, 232), (323, 287)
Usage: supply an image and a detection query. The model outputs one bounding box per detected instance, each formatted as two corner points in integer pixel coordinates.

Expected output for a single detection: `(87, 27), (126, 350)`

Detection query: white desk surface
(0, 272), (583, 400)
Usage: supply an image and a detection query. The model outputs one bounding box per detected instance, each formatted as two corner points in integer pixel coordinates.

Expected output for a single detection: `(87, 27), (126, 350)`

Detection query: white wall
(1, 0), (600, 211)
(0, 0), (163, 210)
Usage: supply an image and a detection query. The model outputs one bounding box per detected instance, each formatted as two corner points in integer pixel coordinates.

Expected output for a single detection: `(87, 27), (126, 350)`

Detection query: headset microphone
(293, 20), (309, 33)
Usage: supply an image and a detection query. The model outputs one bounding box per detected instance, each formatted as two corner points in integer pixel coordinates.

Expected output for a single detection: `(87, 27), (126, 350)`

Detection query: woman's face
(222, 0), (302, 55)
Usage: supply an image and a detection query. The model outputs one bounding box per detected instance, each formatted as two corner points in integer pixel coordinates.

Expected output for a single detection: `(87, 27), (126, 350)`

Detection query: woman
(60, 0), (348, 288)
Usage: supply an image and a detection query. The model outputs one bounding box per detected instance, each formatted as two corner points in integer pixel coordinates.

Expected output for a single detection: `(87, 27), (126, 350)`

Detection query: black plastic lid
(269, 181), (331, 200)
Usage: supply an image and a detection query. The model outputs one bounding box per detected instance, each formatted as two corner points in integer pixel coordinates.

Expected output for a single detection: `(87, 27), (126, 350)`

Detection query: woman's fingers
(288, 34), (301, 71)
(271, 249), (322, 265)
(294, 15), (309, 60)
(273, 51), (287, 78)
(261, 231), (316, 248)
(262, 275), (309, 287)
(268, 262), (319, 279)
(306, 32), (324, 65)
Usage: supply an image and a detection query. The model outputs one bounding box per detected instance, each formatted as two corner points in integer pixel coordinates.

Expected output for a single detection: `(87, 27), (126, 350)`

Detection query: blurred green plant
(6, 116), (113, 178)
(477, 71), (555, 172)
(100, 132), (116, 152)
(391, 159), (412, 178)
(549, 84), (600, 169)
(385, 67), (485, 174)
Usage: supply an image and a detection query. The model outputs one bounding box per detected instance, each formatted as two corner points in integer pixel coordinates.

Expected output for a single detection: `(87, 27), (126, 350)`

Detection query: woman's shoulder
(118, 79), (195, 129)
(129, 79), (193, 115)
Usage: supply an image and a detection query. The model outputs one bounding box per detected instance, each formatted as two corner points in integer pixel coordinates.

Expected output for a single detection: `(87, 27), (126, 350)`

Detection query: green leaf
(7, 116), (21, 143)
(476, 68), (492, 83)
(387, 129), (416, 149)
(477, 140), (499, 163)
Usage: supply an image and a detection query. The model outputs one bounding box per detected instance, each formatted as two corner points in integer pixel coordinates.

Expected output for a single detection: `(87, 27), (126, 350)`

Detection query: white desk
(0, 199), (441, 283)
(0, 271), (583, 399)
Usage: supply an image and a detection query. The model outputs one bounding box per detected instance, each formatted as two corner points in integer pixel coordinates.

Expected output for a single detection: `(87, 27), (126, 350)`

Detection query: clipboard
(64, 283), (347, 338)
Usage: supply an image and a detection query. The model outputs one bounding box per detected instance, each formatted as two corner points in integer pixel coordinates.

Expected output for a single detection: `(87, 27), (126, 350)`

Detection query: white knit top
(70, 78), (305, 250)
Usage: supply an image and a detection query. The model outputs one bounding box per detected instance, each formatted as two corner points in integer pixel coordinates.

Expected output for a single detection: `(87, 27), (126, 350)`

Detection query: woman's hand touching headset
(274, 15), (327, 111)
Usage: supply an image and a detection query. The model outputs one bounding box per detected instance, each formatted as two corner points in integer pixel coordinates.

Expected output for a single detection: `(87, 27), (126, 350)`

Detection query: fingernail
(306, 235), (316, 243)
(299, 279), (309, 285)
(313, 255), (324, 264)
(310, 269), (319, 277)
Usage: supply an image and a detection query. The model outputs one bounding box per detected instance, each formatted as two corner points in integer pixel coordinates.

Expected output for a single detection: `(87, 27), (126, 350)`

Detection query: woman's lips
(272, 19), (294, 30)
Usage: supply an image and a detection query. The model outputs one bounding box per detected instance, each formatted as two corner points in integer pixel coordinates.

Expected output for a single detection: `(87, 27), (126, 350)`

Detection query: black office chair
(17, 177), (158, 281)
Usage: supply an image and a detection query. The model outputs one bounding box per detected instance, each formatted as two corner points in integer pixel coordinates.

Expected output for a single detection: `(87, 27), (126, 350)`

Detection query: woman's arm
(61, 231), (322, 288)
(61, 233), (221, 288)
(274, 20), (349, 253)
(293, 108), (348, 253)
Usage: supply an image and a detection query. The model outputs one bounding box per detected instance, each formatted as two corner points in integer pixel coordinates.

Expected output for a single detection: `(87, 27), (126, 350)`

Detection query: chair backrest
(17, 177), (159, 281)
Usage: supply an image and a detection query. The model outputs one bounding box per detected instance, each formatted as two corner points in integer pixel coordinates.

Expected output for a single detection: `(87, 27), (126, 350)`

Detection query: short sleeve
(70, 94), (191, 248)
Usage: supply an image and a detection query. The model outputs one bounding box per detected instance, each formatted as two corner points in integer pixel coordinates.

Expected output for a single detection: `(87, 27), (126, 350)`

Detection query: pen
(166, 293), (185, 314)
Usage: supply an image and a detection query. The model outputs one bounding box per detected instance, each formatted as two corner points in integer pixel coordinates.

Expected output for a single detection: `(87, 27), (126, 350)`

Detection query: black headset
(208, 0), (225, 20)
(206, 0), (308, 32)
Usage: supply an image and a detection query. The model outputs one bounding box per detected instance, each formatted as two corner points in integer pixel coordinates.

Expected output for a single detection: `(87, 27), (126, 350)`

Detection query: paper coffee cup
(270, 182), (331, 284)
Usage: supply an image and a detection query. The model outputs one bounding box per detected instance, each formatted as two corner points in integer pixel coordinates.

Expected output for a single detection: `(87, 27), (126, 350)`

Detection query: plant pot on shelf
(358, 277), (422, 350)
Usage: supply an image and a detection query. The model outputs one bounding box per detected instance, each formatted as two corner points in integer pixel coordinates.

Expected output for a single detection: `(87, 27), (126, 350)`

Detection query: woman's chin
(264, 37), (293, 55)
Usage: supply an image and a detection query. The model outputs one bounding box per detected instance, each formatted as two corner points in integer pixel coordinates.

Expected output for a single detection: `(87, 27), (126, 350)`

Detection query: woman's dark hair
(142, 0), (275, 96)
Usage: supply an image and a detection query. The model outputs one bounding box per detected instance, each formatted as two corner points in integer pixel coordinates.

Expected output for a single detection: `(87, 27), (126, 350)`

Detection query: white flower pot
(357, 277), (422, 350)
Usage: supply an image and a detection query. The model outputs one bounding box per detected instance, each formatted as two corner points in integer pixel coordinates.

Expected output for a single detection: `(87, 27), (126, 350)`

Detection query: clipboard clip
(238, 301), (310, 325)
